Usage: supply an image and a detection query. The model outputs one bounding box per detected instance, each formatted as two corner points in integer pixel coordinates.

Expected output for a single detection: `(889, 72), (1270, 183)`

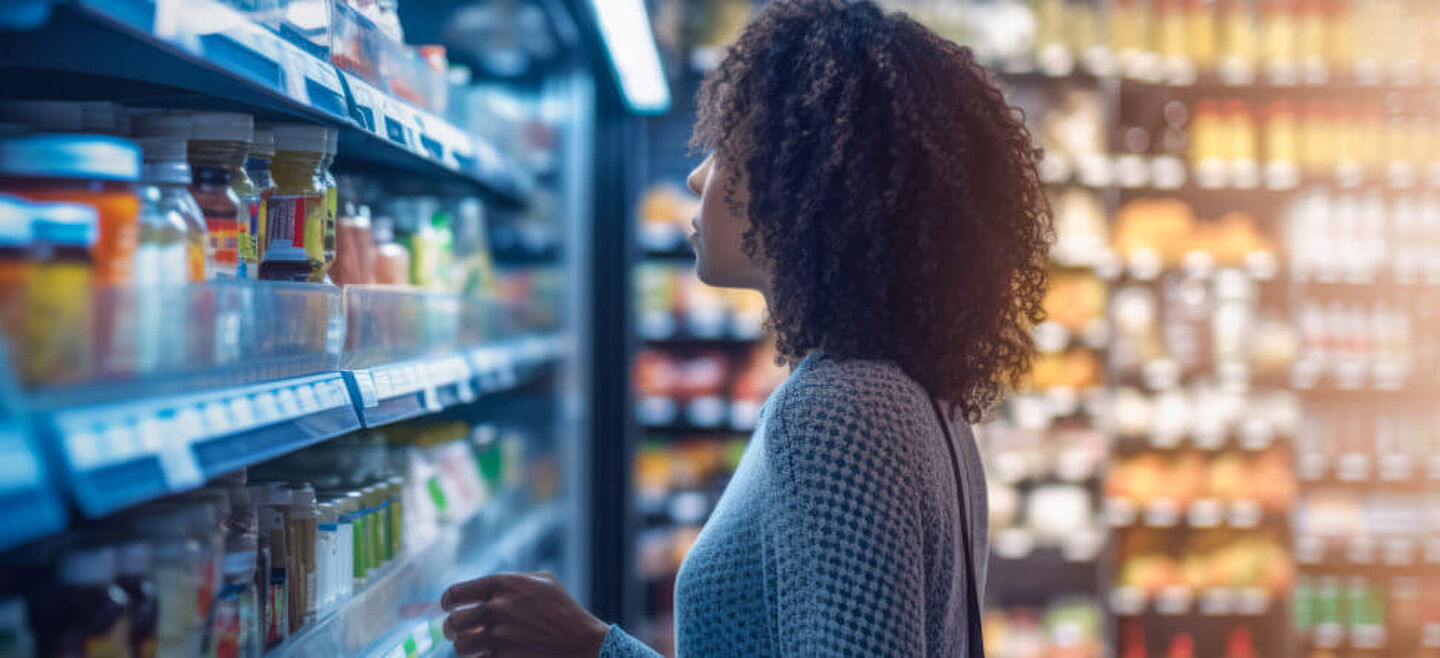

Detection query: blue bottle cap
(0, 133), (140, 181)
(32, 201), (98, 247)
(0, 194), (33, 247)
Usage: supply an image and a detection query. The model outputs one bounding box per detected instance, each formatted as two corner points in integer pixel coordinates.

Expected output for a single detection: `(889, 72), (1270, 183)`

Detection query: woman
(440, 0), (1052, 655)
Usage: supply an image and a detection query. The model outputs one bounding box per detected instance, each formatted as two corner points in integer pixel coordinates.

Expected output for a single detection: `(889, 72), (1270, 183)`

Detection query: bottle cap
(0, 133), (140, 181)
(324, 127), (338, 156)
(288, 482), (317, 506)
(117, 540), (153, 575)
(0, 101), (83, 133)
(79, 102), (120, 135)
(58, 546), (118, 586)
(222, 549), (256, 577)
(31, 201), (98, 247)
(132, 113), (192, 139)
(263, 481), (294, 506)
(269, 123), (328, 153)
(0, 194), (33, 247)
(188, 111), (254, 142)
(135, 137), (193, 185)
(250, 128), (275, 158)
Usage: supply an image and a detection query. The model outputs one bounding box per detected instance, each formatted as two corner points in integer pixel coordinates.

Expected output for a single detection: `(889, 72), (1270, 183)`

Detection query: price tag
(1350, 625), (1386, 649)
(1229, 500), (1262, 528)
(1105, 498), (1138, 527)
(1296, 535), (1325, 565)
(1076, 154), (1113, 188)
(163, 408), (205, 488)
(1038, 153), (1071, 184)
(687, 396), (727, 428)
(1155, 586), (1192, 616)
(1423, 622), (1440, 648)
(1236, 588), (1269, 615)
(276, 388), (302, 418)
(1383, 537), (1416, 566)
(637, 397), (678, 426)
(295, 385), (322, 414)
(1193, 158), (1229, 189)
(201, 402), (232, 436)
(730, 400), (762, 431)
(252, 391), (281, 424)
(1231, 160), (1260, 189)
(1151, 156), (1186, 189)
(1337, 453), (1371, 482)
(135, 415), (165, 455)
(1380, 453), (1413, 482)
(1238, 418), (1274, 451)
(1145, 499), (1180, 528)
(993, 527), (1035, 560)
(1188, 499), (1223, 528)
(1298, 452), (1327, 481)
(1263, 161), (1301, 190)
(1313, 623), (1344, 649)
(1349, 536), (1377, 564)
(1038, 44), (1075, 78)
(63, 428), (105, 471)
(227, 396), (256, 430)
(1109, 587), (1145, 616)
(1199, 588), (1235, 615)
(1115, 154), (1149, 188)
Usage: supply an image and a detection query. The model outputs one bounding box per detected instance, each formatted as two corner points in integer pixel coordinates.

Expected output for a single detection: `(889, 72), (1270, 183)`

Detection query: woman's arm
(762, 382), (931, 656)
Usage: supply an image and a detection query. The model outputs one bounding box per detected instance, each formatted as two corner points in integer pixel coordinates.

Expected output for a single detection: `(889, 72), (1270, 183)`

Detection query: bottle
(261, 125), (328, 282)
(210, 544), (260, 658)
(0, 194), (32, 341)
(23, 202), (98, 387)
(314, 501), (338, 614)
(244, 129), (276, 273)
(284, 483), (318, 632)
(54, 545), (131, 658)
(333, 202), (375, 286)
(0, 133), (140, 286)
(386, 475), (405, 559)
(116, 541), (159, 658)
(341, 490), (366, 589)
(186, 112), (252, 278)
(331, 495), (356, 602)
(320, 128), (338, 277)
(182, 497), (227, 658)
(133, 115), (211, 282)
(371, 216), (410, 285)
(244, 484), (271, 651)
(256, 484), (291, 649)
(0, 597), (36, 658)
(134, 508), (205, 657)
(221, 484), (263, 653)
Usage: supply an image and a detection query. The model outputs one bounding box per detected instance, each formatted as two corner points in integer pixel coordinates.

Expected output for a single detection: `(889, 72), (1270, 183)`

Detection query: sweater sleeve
(761, 379), (929, 656)
(598, 624), (663, 658)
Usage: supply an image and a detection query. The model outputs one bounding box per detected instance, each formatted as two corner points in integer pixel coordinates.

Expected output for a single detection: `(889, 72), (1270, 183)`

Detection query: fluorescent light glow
(588, 0), (670, 114)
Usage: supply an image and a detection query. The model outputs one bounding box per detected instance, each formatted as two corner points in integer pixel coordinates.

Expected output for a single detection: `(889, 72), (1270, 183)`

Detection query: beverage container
(314, 501), (338, 613)
(284, 483), (318, 631)
(23, 202), (98, 387)
(244, 129), (276, 273)
(261, 125), (328, 282)
(133, 115), (211, 282)
(320, 128), (338, 276)
(134, 507), (206, 657)
(256, 484), (291, 649)
(0, 133), (139, 286)
(186, 112), (253, 278)
(53, 546), (131, 658)
(371, 216), (410, 285)
(116, 540), (159, 658)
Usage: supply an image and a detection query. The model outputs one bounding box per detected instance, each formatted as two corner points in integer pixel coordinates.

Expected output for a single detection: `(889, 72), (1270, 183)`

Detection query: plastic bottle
(133, 137), (198, 286)
(210, 544), (260, 658)
(133, 115), (211, 282)
(183, 497), (227, 658)
(0, 597), (36, 658)
(386, 475), (405, 558)
(262, 125), (328, 282)
(284, 483), (318, 632)
(320, 128), (338, 276)
(244, 129), (276, 274)
(0, 194), (32, 341)
(53, 545), (131, 658)
(244, 484), (271, 651)
(331, 495), (356, 603)
(256, 484), (291, 649)
(134, 508), (205, 657)
(333, 202), (375, 286)
(341, 490), (366, 589)
(22, 202), (98, 387)
(186, 112), (253, 278)
(116, 540), (159, 658)
(314, 501), (338, 613)
(371, 216), (410, 285)
(0, 133), (139, 286)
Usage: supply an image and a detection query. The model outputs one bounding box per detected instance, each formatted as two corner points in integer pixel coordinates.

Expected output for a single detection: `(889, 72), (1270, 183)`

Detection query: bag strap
(928, 397), (985, 658)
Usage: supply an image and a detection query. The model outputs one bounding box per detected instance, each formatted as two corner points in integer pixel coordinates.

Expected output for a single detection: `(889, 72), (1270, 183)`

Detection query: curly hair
(691, 0), (1053, 423)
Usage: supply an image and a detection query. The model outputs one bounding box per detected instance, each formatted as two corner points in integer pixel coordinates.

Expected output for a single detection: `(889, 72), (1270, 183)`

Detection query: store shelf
(345, 334), (566, 429)
(1105, 498), (1274, 530)
(636, 396), (761, 434)
(0, 424), (67, 552)
(274, 498), (562, 658)
(0, 0), (528, 204)
(636, 311), (765, 344)
(1109, 585), (1274, 618)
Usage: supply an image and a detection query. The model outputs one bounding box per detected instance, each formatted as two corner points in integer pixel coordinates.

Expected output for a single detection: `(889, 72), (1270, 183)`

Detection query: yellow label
(23, 262), (92, 387)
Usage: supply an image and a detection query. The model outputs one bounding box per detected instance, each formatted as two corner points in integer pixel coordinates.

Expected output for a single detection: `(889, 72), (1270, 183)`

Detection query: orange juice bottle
(262, 125), (328, 283)
(1261, 0), (1299, 82)
(0, 134), (140, 286)
(1187, 0), (1219, 71)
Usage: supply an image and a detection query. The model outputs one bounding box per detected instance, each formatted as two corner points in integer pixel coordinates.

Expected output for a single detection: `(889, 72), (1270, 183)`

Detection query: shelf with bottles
(1110, 528), (1292, 618)
(0, 412), (554, 657)
(984, 597), (1107, 658)
(633, 339), (785, 433)
(2, 0), (526, 203)
(635, 262), (767, 342)
(1291, 572), (1440, 657)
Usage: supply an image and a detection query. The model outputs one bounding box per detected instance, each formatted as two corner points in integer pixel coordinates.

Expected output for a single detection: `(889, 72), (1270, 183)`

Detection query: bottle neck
(188, 140), (248, 171)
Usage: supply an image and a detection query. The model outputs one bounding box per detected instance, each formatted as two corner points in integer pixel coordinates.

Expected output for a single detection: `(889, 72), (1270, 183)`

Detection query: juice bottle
(371, 216), (410, 285)
(53, 545), (131, 658)
(23, 202), (97, 387)
(0, 194), (32, 342)
(244, 129), (275, 272)
(134, 114), (211, 282)
(256, 484), (291, 650)
(1219, 0), (1257, 81)
(261, 125), (328, 283)
(386, 475), (404, 558)
(116, 540), (158, 658)
(134, 507), (205, 657)
(333, 202), (375, 286)
(186, 112), (253, 279)
(1262, 0), (1299, 82)
(1187, 0), (1218, 71)
(328, 495), (355, 604)
(0, 133), (139, 286)
(283, 483), (318, 632)
(314, 501), (338, 614)
(320, 128), (338, 277)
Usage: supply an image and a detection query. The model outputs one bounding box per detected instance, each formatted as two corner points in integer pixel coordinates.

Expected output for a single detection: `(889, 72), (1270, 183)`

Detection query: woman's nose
(687, 156), (711, 195)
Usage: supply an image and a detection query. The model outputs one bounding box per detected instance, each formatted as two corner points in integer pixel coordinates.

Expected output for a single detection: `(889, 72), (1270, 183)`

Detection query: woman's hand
(441, 571), (610, 658)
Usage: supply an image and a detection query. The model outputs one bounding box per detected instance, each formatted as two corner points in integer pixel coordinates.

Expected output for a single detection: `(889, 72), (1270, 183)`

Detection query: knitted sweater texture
(601, 352), (989, 657)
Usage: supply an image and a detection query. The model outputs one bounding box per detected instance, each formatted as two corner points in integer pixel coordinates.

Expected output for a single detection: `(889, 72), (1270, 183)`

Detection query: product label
(212, 586), (242, 658)
(22, 262), (91, 387)
(265, 570), (287, 648)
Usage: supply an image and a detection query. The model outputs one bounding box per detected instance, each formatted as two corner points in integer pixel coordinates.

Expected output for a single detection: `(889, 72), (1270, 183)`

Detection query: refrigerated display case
(0, 0), (665, 654)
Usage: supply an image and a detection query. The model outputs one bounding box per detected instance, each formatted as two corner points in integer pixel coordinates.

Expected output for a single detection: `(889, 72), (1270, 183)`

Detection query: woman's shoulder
(763, 352), (939, 470)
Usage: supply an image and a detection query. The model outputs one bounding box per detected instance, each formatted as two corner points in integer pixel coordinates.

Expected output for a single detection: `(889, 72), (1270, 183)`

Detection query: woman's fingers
(442, 602), (493, 640)
(451, 629), (493, 657)
(451, 623), (519, 655)
(442, 572), (539, 610)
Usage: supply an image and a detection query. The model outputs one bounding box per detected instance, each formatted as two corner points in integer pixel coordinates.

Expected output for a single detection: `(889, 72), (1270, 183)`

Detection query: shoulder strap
(928, 397), (986, 658)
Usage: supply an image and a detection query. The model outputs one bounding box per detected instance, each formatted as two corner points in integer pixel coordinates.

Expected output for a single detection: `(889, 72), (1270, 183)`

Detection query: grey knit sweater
(602, 351), (989, 657)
